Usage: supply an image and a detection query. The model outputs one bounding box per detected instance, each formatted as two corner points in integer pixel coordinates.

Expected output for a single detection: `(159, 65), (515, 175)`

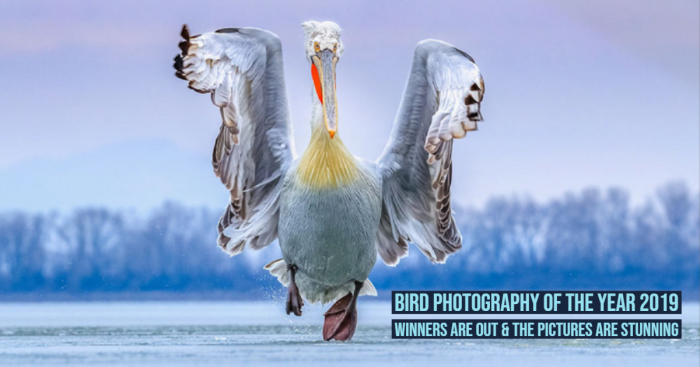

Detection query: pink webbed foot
(323, 281), (363, 341)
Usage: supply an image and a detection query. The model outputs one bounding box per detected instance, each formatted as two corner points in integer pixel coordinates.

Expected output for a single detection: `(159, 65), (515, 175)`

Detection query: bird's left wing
(174, 25), (295, 256)
(376, 40), (485, 265)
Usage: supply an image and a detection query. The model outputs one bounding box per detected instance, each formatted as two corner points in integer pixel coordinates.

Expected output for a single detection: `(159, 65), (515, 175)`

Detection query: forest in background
(1, 181), (698, 300)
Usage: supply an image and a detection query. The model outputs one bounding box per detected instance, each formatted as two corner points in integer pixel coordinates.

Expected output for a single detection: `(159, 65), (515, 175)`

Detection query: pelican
(173, 20), (485, 341)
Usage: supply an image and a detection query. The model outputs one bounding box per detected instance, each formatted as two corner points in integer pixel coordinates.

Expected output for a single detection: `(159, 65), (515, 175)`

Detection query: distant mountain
(0, 139), (228, 212)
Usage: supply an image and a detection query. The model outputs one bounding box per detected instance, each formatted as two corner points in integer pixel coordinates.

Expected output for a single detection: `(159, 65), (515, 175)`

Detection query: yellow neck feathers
(296, 129), (359, 188)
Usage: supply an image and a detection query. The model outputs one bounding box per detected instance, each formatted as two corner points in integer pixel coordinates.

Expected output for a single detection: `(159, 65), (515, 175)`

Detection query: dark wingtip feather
(173, 54), (187, 81)
(178, 40), (189, 56)
(181, 24), (190, 40)
(173, 54), (183, 70)
(174, 26), (189, 81)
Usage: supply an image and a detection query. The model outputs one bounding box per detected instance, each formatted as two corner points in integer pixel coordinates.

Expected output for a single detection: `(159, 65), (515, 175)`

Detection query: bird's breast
(277, 163), (382, 284)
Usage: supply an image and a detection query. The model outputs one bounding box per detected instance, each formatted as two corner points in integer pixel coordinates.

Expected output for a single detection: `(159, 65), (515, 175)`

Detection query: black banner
(392, 291), (682, 314)
(391, 319), (682, 339)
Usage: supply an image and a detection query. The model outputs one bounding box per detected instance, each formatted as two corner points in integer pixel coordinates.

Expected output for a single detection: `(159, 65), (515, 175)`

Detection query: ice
(0, 302), (697, 366)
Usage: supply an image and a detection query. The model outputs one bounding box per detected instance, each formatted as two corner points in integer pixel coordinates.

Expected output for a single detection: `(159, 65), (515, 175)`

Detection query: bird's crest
(302, 20), (344, 59)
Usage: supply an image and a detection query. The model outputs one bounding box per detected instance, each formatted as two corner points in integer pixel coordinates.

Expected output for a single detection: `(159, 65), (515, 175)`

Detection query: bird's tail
(264, 258), (291, 287)
(264, 258), (377, 303)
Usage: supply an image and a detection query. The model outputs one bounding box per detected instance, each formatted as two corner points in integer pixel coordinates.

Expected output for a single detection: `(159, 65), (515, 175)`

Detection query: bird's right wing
(174, 25), (295, 256)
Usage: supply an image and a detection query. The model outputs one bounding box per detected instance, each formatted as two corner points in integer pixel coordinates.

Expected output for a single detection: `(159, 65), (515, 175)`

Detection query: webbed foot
(285, 264), (304, 316)
(323, 281), (363, 341)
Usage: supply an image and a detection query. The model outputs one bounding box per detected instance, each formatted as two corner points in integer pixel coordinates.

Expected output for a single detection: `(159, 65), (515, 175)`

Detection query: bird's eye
(314, 42), (320, 52)
(333, 44), (337, 52)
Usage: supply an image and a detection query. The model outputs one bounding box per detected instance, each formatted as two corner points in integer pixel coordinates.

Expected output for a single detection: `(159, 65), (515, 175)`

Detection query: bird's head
(302, 21), (342, 139)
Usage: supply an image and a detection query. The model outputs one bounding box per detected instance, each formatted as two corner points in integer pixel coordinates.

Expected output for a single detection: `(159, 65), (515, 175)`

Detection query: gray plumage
(174, 23), (485, 304)
(278, 159), (381, 303)
(377, 40), (484, 265)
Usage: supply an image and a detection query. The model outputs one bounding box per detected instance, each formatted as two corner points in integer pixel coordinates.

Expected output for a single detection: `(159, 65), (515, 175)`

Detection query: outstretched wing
(376, 40), (485, 265)
(174, 25), (295, 256)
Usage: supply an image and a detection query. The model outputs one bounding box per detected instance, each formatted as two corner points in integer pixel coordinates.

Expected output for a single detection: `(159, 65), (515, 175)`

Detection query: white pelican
(174, 20), (485, 341)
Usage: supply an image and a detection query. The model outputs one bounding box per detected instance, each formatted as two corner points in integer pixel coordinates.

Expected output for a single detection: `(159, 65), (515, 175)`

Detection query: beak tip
(329, 130), (336, 139)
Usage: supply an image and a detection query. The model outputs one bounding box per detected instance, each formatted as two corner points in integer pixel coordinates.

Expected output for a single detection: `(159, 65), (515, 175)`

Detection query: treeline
(0, 182), (698, 298)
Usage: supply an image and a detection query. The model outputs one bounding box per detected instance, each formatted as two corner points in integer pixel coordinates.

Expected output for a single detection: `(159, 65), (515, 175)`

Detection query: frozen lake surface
(0, 301), (697, 366)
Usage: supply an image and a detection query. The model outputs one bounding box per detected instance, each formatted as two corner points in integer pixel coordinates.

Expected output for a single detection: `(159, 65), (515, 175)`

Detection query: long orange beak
(311, 50), (338, 139)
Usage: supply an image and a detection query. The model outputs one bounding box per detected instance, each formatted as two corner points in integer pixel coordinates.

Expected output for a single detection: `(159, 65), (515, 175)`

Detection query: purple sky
(0, 0), (698, 211)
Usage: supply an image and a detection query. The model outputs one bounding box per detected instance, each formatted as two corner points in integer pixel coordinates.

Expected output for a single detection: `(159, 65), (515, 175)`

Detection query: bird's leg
(285, 264), (303, 316)
(323, 280), (363, 341)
